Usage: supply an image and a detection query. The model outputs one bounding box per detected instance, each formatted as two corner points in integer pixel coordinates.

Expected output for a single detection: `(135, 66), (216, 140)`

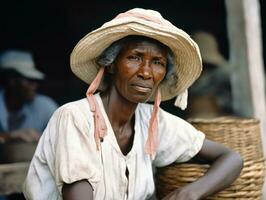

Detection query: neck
(100, 87), (137, 130)
(4, 90), (24, 112)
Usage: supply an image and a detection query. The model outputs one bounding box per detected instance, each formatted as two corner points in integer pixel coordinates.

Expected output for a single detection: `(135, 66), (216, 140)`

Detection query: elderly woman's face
(112, 40), (167, 103)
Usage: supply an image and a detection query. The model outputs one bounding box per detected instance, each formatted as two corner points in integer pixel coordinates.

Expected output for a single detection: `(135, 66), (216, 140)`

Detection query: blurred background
(1, 0), (265, 117)
(0, 0), (232, 110)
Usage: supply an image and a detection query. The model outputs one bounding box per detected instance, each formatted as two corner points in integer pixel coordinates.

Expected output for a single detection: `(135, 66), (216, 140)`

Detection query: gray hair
(96, 35), (175, 81)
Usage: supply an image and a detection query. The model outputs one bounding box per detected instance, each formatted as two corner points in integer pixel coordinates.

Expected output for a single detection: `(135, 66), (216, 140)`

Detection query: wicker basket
(155, 117), (265, 199)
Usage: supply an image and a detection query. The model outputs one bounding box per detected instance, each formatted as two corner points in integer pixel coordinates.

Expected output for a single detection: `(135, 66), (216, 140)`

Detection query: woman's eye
(128, 55), (140, 61)
(154, 60), (166, 67)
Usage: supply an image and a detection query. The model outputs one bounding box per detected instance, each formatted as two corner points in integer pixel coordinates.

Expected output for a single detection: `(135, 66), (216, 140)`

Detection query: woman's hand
(162, 187), (199, 200)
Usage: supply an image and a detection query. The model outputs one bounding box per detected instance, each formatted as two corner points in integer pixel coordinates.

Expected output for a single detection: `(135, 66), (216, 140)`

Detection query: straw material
(70, 8), (202, 101)
(155, 117), (265, 199)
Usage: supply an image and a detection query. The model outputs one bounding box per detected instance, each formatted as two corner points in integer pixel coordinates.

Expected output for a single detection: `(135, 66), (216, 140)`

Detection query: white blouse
(23, 93), (205, 200)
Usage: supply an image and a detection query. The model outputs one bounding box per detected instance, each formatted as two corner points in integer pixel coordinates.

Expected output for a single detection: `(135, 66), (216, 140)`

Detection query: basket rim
(188, 116), (260, 124)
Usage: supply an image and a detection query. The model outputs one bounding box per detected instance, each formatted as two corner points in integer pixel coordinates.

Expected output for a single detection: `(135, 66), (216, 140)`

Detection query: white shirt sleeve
(23, 102), (102, 199)
(52, 104), (101, 192)
(153, 108), (205, 167)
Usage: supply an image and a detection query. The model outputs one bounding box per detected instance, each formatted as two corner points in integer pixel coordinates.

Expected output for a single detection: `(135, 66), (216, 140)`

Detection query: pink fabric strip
(115, 12), (162, 25)
(86, 67), (107, 150)
(145, 89), (161, 160)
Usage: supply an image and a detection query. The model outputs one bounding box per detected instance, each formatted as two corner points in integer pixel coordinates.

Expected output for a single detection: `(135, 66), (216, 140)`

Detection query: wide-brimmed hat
(0, 50), (45, 80)
(70, 8), (202, 102)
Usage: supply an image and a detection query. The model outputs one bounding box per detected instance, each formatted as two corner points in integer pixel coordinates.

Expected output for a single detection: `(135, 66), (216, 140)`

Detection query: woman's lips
(131, 84), (152, 93)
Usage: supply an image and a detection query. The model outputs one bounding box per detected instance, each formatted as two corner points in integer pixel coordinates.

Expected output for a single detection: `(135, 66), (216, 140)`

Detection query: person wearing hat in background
(0, 50), (58, 200)
(24, 8), (243, 200)
(0, 50), (58, 144)
(188, 31), (232, 118)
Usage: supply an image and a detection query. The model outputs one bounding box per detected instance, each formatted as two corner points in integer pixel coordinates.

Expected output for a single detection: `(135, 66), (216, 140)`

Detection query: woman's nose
(137, 61), (152, 79)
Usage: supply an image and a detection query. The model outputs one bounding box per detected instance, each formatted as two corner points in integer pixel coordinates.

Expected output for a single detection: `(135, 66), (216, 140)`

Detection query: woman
(23, 8), (243, 200)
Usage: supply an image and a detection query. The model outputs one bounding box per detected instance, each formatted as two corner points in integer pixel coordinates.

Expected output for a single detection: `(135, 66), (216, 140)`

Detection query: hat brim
(71, 18), (202, 101)
(16, 67), (45, 80)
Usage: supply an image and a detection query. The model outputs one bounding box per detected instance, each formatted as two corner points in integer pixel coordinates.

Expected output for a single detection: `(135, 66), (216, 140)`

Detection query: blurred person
(0, 50), (58, 143)
(0, 50), (58, 200)
(188, 31), (232, 118)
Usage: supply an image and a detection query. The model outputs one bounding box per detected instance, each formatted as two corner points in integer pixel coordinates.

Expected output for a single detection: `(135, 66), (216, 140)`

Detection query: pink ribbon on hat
(145, 88), (161, 160)
(86, 67), (107, 150)
(115, 10), (163, 25)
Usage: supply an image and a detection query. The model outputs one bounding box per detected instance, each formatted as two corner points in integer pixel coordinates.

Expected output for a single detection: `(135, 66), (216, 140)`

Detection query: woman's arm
(163, 139), (244, 200)
(62, 180), (94, 200)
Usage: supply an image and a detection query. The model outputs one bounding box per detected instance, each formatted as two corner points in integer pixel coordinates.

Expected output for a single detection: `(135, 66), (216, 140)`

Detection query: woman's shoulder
(52, 98), (93, 122)
(138, 103), (183, 120)
(139, 103), (195, 131)
(58, 98), (88, 110)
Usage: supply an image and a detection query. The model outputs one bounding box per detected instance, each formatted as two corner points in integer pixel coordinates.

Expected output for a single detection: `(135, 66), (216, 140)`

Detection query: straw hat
(0, 50), (45, 80)
(70, 8), (202, 103)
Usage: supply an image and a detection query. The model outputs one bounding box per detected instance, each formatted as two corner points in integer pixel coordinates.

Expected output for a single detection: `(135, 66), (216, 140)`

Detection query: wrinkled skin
(111, 40), (167, 103)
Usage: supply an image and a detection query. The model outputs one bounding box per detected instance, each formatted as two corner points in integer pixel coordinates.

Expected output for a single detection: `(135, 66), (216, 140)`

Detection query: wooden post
(225, 0), (266, 198)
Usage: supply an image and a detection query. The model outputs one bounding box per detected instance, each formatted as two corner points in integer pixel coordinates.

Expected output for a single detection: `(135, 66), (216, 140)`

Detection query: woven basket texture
(155, 117), (265, 199)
